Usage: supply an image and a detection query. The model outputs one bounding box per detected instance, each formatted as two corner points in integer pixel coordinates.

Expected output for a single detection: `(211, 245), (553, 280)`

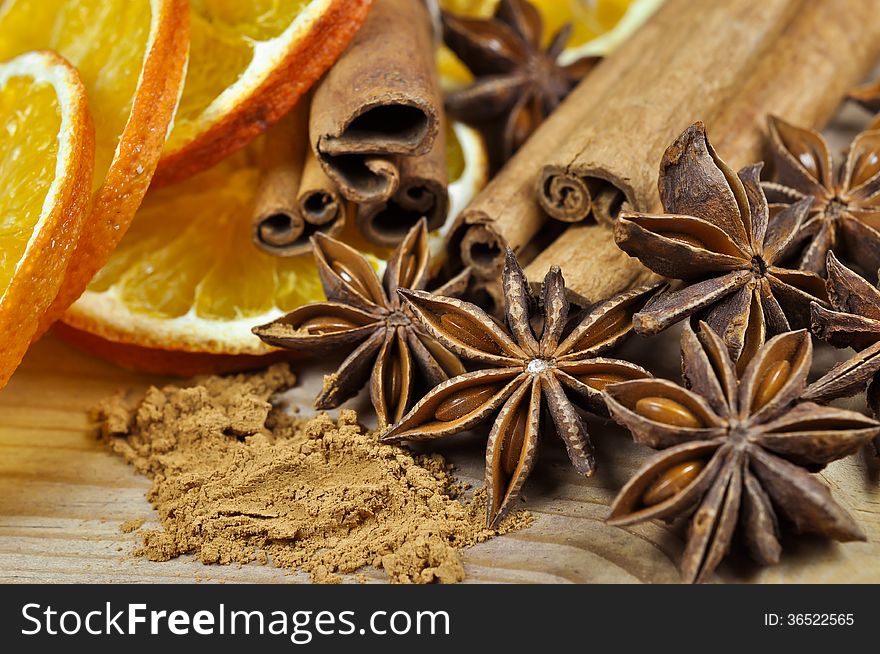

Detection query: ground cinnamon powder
(95, 364), (531, 583)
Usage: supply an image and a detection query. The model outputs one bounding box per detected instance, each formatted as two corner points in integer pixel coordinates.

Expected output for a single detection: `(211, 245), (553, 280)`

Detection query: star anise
(604, 322), (879, 583)
(762, 116), (880, 278)
(381, 249), (657, 526)
(615, 121), (828, 371)
(442, 0), (598, 163)
(253, 220), (469, 427)
(805, 252), (880, 431)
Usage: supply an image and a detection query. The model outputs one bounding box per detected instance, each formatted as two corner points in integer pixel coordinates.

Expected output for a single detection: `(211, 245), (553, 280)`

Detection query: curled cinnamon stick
(528, 0), (880, 304)
(538, 175), (598, 223)
(445, 0), (667, 279)
(525, 221), (659, 308)
(468, 277), (505, 319)
(356, 121), (448, 246)
(297, 148), (345, 230)
(710, 0), (880, 168)
(253, 103), (309, 255)
(310, 0), (441, 204)
(536, 0), (803, 224)
(254, 101), (347, 257)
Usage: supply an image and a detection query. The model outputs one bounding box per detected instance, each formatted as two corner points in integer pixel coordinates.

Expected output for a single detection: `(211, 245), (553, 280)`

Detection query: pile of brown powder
(95, 364), (531, 583)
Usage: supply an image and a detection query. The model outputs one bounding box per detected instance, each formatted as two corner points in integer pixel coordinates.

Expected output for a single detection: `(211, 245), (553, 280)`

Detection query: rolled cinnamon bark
(525, 222), (659, 307)
(252, 102), (309, 255)
(536, 0), (802, 225)
(527, 0), (880, 305)
(356, 120), (448, 246)
(297, 148), (345, 231)
(710, 0), (880, 168)
(444, 0), (669, 279)
(468, 277), (505, 319)
(310, 0), (441, 204)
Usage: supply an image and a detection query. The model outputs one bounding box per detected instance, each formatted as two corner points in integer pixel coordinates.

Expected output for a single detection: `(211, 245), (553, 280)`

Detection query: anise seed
(852, 150), (880, 187)
(500, 409), (528, 476)
(635, 397), (703, 428)
(580, 372), (628, 390)
(423, 336), (466, 377)
(736, 294), (764, 376)
(256, 222), (472, 457)
(658, 231), (706, 249)
(765, 120), (880, 282)
(332, 261), (372, 299)
(575, 308), (630, 351)
(300, 316), (359, 334)
(399, 254), (416, 289)
(434, 384), (498, 422)
(783, 139), (822, 179)
(642, 460), (706, 506)
(439, 313), (502, 353)
(753, 360), (791, 410)
(385, 355), (403, 414)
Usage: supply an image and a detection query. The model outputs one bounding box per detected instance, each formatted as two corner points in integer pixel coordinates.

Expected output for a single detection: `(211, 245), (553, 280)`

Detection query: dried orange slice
(439, 0), (647, 45)
(60, 122), (488, 374)
(153, 0), (374, 186)
(0, 51), (93, 387)
(0, 0), (190, 332)
(534, 0), (639, 51)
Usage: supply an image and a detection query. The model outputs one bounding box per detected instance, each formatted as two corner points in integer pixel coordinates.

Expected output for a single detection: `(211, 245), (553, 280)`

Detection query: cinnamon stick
(526, 222), (659, 306)
(526, 0), (880, 304)
(252, 102), (309, 256)
(536, 0), (802, 225)
(444, 0), (671, 279)
(468, 277), (505, 319)
(297, 148), (345, 231)
(710, 0), (880, 169)
(310, 0), (441, 204)
(356, 120), (448, 246)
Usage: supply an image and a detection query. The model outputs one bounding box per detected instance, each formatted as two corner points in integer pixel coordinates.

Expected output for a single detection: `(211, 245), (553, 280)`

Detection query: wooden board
(2, 332), (880, 584)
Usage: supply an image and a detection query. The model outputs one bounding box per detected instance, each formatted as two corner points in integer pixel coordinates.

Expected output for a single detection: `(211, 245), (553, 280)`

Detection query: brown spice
(382, 250), (657, 526)
(94, 364), (530, 584)
(442, 0), (598, 168)
(297, 147), (346, 233)
(309, 0), (441, 204)
(252, 99), (347, 257)
(120, 518), (145, 534)
(253, 221), (469, 428)
(615, 122), (828, 369)
(604, 322), (880, 583)
(763, 116), (880, 277)
(355, 123), (449, 247)
(806, 252), (880, 428)
(252, 102), (310, 255)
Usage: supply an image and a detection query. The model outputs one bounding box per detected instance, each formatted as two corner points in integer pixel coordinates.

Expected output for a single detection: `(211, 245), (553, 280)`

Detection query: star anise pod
(615, 121), (828, 371)
(253, 220), (469, 427)
(762, 116), (880, 278)
(381, 249), (657, 526)
(804, 252), (880, 432)
(442, 0), (598, 163)
(604, 322), (879, 583)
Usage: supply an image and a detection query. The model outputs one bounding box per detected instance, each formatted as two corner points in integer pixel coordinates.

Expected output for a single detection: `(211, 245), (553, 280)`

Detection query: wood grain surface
(2, 101), (880, 584)
(2, 330), (880, 584)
